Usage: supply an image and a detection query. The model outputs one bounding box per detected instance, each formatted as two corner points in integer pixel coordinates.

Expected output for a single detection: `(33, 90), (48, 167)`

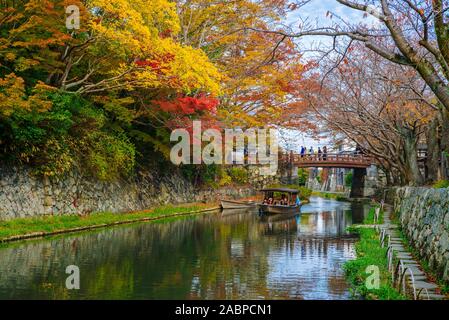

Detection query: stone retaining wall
(387, 187), (449, 281)
(0, 165), (276, 221)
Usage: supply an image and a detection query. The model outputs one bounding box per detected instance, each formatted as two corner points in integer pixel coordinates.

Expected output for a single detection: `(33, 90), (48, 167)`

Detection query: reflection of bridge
(281, 153), (373, 169)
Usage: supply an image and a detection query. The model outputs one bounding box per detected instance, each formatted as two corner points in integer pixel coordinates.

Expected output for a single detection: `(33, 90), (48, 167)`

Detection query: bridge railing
(281, 153), (373, 167)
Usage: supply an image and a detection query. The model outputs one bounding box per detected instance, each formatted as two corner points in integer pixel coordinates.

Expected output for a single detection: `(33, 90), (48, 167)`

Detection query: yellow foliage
(0, 74), (55, 117)
(0, 73), (29, 117)
(82, 0), (221, 94)
(176, 0), (305, 127)
(1, 0), (222, 97)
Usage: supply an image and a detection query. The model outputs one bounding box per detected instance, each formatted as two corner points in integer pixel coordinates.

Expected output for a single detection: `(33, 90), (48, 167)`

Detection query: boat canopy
(259, 188), (298, 194)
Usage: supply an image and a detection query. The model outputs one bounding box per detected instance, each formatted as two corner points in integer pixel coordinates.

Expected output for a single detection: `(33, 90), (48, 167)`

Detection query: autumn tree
(0, 0), (223, 178)
(260, 1), (449, 110)
(305, 47), (436, 185)
(175, 0), (310, 128)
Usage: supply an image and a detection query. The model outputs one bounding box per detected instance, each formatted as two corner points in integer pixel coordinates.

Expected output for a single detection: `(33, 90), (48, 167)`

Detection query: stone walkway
(380, 205), (446, 300)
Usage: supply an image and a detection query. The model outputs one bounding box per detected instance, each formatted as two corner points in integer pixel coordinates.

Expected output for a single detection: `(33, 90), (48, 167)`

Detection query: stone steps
(406, 275), (427, 281)
(421, 293), (446, 300)
(379, 205), (447, 300)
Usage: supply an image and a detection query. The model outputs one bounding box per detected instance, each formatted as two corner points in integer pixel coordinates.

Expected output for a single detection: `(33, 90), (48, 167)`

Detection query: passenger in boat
(295, 194), (301, 206)
(280, 194), (289, 206)
(263, 197), (268, 204)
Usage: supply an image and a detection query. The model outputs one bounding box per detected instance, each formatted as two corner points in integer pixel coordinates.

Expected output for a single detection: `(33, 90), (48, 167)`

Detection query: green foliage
(363, 206), (383, 224)
(297, 168), (308, 186)
(228, 167), (248, 185)
(1, 91), (79, 176)
(0, 1), (222, 183)
(181, 165), (249, 188)
(202, 164), (219, 187)
(311, 191), (348, 201)
(432, 180), (449, 188)
(218, 170), (232, 187)
(81, 132), (135, 181)
(267, 184), (312, 200)
(0, 90), (137, 179)
(298, 186), (312, 200)
(345, 171), (353, 187)
(180, 164), (220, 188)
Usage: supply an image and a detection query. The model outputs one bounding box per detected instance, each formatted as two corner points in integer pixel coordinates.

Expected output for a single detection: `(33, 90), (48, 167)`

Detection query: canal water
(0, 197), (369, 300)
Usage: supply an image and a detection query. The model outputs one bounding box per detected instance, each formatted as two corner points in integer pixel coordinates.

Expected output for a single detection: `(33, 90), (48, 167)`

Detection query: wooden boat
(257, 188), (302, 215)
(258, 203), (302, 215)
(220, 199), (257, 210)
(261, 211), (299, 223)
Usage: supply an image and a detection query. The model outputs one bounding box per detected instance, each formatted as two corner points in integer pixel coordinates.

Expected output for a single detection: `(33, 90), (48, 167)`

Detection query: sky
(277, 0), (379, 152)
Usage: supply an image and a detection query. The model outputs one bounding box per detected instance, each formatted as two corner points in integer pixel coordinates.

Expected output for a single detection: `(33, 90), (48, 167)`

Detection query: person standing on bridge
(318, 147), (322, 161)
(323, 146), (327, 161)
(300, 146), (305, 158)
(309, 146), (314, 157)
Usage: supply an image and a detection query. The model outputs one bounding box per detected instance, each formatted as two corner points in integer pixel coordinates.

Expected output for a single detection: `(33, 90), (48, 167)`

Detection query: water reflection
(0, 197), (369, 300)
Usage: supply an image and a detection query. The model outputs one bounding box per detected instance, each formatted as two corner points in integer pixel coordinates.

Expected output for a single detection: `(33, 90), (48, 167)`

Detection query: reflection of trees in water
(350, 202), (370, 224)
(0, 202), (364, 299)
(0, 213), (271, 299)
(187, 213), (272, 299)
(267, 238), (356, 300)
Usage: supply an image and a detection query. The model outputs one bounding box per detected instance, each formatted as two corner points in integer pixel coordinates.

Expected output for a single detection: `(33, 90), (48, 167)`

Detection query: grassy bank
(344, 207), (405, 300)
(0, 203), (219, 243)
(311, 191), (349, 201)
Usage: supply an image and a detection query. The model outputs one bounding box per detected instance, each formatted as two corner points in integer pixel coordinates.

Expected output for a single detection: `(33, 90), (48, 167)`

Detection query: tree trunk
(426, 116), (440, 182)
(402, 128), (423, 185)
(415, 63), (449, 113)
(381, 167), (392, 186)
(439, 109), (449, 153)
(392, 170), (401, 185)
(439, 109), (449, 180)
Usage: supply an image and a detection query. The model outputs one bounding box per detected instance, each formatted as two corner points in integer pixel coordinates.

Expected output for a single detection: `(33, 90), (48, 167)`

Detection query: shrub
(81, 132), (136, 181)
(228, 167), (248, 184)
(267, 184), (312, 200)
(0, 92), (88, 176)
(297, 168), (308, 186)
(433, 180), (449, 189)
(335, 195), (348, 201)
(298, 186), (312, 200)
(218, 169), (232, 186)
(345, 171), (353, 187)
